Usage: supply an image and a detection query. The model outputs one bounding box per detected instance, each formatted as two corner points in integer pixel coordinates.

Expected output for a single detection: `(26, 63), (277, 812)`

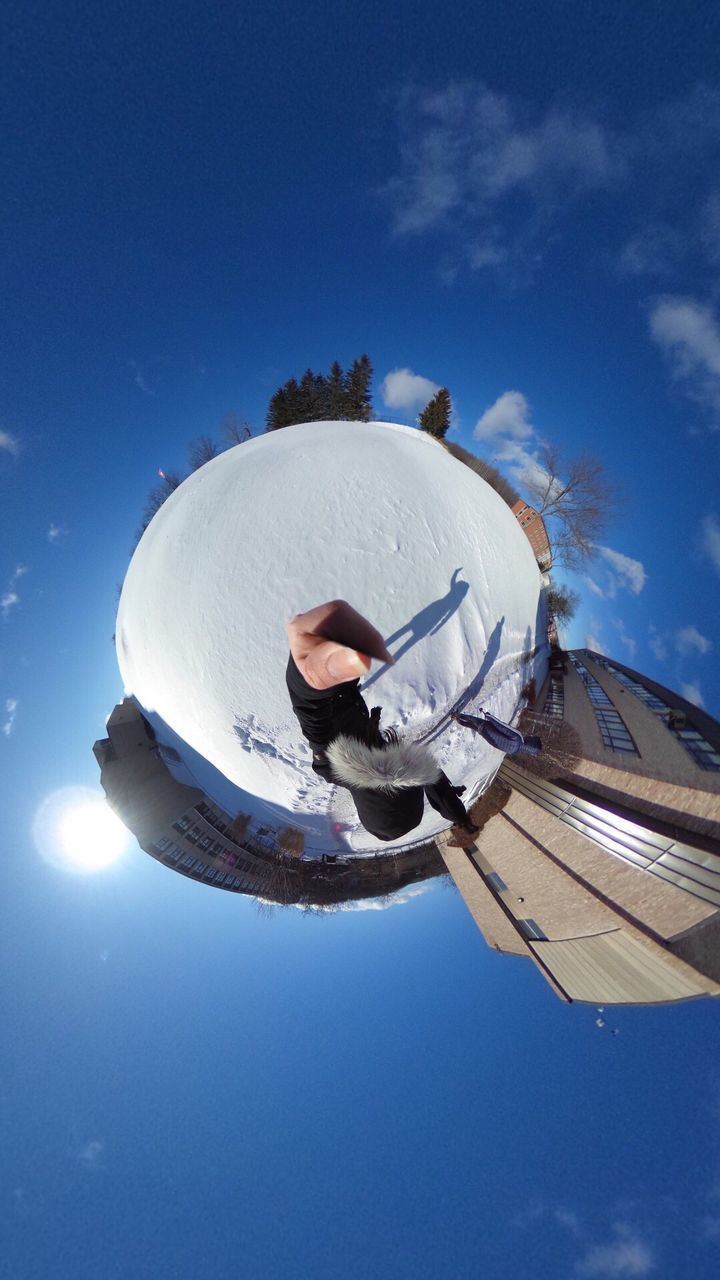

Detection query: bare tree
(467, 777), (513, 829)
(255, 856), (301, 907)
(189, 435), (220, 471)
(545, 583), (580, 627)
(522, 443), (617, 570)
(440, 440), (520, 508)
(221, 412), (252, 446)
(228, 812), (251, 842)
(276, 826), (305, 856)
(135, 469), (184, 546)
(515, 710), (583, 781)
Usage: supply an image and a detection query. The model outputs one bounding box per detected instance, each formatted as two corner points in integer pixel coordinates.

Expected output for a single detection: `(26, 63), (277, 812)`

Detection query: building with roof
(511, 499), (551, 569)
(94, 699), (446, 907)
(438, 652), (720, 1005)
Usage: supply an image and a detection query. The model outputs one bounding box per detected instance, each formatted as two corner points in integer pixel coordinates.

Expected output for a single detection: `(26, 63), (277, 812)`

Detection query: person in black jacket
(286, 599), (479, 843)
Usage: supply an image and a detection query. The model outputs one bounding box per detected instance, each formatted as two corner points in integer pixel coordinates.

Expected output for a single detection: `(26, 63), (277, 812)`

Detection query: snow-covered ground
(116, 421), (547, 854)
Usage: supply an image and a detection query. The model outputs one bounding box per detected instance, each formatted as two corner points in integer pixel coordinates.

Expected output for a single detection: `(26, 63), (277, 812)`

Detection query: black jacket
(286, 654), (469, 841)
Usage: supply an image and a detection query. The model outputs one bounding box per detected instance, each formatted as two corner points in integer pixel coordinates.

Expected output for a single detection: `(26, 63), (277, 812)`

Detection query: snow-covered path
(116, 421), (548, 854)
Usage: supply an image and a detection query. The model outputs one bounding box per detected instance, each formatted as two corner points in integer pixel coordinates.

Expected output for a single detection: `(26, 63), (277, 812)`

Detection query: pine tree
(297, 369), (327, 422)
(418, 387), (452, 439)
(266, 378), (300, 431)
(265, 355), (374, 428)
(265, 387), (286, 432)
(325, 360), (347, 419)
(344, 354), (373, 421)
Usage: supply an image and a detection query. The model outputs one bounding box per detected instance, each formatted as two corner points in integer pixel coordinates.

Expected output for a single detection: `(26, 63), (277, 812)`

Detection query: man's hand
(287, 599), (394, 691)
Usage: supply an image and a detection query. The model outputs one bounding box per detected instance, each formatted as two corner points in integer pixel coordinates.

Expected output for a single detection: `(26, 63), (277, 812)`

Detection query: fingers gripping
(287, 599), (394, 691)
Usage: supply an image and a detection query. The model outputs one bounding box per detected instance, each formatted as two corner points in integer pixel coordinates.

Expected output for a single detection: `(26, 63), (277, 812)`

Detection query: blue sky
(3, 2), (720, 1277)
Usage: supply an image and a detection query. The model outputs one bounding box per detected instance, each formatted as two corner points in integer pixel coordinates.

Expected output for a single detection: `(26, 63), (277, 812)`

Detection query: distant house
(512, 499), (551, 569)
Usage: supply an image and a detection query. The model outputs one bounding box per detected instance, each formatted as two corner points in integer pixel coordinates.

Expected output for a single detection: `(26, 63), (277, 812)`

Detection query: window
(543, 674), (564, 719)
(674, 730), (720, 770)
(519, 918), (547, 940)
(153, 836), (172, 853)
(594, 708), (637, 753)
(486, 872), (508, 892)
(570, 656), (638, 755)
(587, 653), (720, 772)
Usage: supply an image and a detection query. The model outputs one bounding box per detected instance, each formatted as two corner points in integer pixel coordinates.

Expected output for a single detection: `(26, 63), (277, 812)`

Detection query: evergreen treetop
(264, 355), (374, 429)
(418, 387), (452, 439)
(344, 354), (373, 422)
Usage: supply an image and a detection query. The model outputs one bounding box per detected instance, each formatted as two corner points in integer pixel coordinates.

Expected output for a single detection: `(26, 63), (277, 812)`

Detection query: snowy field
(116, 421), (548, 853)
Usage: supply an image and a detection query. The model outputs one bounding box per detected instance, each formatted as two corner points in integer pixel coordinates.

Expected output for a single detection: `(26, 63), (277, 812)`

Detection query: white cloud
(612, 618), (637, 659)
(381, 368), (440, 411)
(595, 546), (647, 595)
(700, 1182), (720, 1241)
(1, 591), (19, 619)
(385, 82), (619, 274)
(617, 225), (684, 278)
(701, 190), (720, 265)
(648, 297), (720, 418)
(585, 632), (607, 656)
(1, 565), (27, 619)
(342, 886), (429, 911)
(475, 390), (534, 440)
(680, 681), (705, 708)
(48, 523), (67, 542)
(385, 83), (720, 288)
(0, 429), (20, 456)
(675, 625), (712, 656)
(648, 624), (668, 662)
(130, 359), (154, 396)
(701, 514), (720, 574)
(470, 405), (640, 606)
(555, 1208), (582, 1237)
(298, 885), (429, 913)
(471, 394), (555, 497)
(77, 1139), (104, 1167)
(2, 698), (18, 737)
(493, 437), (553, 493)
(576, 1224), (654, 1278)
(510, 1199), (545, 1229)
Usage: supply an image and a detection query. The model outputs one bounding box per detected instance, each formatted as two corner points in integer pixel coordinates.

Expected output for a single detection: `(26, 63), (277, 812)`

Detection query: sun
(34, 786), (131, 873)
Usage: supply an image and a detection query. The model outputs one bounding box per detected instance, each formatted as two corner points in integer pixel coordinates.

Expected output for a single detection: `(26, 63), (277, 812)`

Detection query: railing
(501, 761), (720, 909)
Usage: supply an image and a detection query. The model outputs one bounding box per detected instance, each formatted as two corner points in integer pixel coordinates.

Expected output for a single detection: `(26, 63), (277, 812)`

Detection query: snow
(116, 421), (547, 854)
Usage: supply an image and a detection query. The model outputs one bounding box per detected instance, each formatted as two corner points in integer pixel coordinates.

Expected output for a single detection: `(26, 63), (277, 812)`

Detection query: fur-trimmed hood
(325, 734), (442, 794)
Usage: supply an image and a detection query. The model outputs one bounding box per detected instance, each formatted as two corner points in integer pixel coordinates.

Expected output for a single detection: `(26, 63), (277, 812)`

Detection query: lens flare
(33, 787), (131, 873)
